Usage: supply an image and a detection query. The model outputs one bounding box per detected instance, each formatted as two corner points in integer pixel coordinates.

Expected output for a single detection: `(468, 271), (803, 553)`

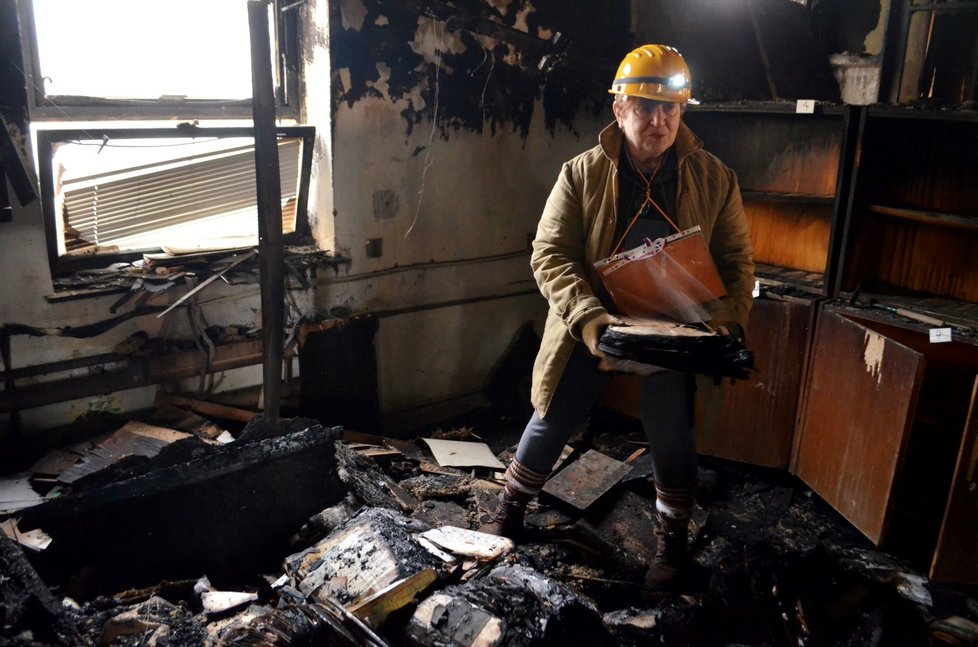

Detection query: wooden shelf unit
(683, 105), (856, 469)
(685, 105), (852, 292)
(600, 106), (978, 583)
(837, 108), (978, 308)
(794, 108), (978, 584)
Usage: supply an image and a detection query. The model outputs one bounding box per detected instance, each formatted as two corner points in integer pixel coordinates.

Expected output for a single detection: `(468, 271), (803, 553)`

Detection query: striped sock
(654, 483), (696, 533)
(504, 457), (549, 498)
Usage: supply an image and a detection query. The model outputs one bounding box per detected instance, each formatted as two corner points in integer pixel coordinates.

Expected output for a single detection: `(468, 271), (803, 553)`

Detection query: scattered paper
(419, 526), (514, 561)
(202, 590), (259, 614)
(420, 438), (504, 470)
(0, 518), (52, 551)
(0, 472), (44, 513)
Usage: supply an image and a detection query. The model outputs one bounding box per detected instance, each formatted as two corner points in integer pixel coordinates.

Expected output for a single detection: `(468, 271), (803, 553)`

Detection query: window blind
(62, 138), (301, 252)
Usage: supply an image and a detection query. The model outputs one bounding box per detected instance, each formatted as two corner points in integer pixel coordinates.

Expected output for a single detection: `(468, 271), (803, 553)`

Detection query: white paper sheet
(420, 439), (505, 469)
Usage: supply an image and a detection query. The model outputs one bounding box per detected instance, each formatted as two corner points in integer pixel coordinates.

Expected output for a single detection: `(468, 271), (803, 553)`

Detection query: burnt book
(598, 317), (755, 380)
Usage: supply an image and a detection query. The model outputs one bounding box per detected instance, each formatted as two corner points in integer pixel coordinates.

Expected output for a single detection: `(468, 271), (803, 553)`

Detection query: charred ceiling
(328, 0), (851, 142)
(329, 0), (630, 138)
(636, 0), (842, 103)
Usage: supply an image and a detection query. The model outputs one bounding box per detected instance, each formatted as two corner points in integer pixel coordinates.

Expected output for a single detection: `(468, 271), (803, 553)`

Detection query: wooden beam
(0, 338), (293, 414)
(154, 392), (259, 424)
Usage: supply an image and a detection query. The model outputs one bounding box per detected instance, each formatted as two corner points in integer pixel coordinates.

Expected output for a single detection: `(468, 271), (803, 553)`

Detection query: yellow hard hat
(608, 44), (695, 104)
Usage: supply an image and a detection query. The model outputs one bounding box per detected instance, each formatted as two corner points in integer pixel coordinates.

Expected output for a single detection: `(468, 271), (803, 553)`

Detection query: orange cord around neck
(612, 150), (681, 255)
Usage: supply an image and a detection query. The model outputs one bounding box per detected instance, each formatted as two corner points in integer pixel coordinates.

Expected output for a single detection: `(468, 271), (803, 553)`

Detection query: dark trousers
(514, 348), (698, 490)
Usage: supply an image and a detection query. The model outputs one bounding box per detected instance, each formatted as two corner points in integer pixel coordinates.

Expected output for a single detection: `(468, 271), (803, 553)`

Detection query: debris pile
(1, 410), (977, 645)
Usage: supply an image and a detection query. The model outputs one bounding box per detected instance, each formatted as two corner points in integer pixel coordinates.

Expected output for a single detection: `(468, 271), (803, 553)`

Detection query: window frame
(17, 0), (301, 121)
(37, 125), (316, 278)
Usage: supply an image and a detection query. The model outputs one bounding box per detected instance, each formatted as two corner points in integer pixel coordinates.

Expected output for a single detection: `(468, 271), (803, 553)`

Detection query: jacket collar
(599, 119), (703, 167)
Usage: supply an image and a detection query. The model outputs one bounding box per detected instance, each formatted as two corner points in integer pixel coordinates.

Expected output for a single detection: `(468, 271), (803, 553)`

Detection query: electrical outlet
(365, 238), (383, 258)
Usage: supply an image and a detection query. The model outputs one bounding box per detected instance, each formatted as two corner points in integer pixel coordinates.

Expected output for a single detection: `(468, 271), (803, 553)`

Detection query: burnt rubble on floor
(2, 409), (978, 646)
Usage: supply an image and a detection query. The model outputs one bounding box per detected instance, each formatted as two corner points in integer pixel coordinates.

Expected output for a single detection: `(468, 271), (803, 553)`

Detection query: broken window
(37, 127), (314, 276)
(17, 0), (310, 280)
(21, 0), (299, 119)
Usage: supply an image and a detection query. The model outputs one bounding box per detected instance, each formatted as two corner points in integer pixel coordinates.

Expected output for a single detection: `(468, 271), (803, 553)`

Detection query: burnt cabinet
(792, 109), (978, 584)
(684, 105), (852, 295)
(698, 296), (813, 469)
(597, 107), (978, 583)
(684, 105), (854, 468)
(837, 108), (978, 313)
(794, 305), (978, 584)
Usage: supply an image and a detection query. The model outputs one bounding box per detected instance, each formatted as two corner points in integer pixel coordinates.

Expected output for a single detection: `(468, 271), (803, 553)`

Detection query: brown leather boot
(644, 524), (688, 589)
(479, 486), (531, 539)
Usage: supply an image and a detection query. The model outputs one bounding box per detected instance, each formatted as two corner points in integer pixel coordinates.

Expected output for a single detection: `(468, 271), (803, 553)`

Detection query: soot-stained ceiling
(329, 0), (630, 138)
(637, 0), (842, 103)
(329, 0), (845, 142)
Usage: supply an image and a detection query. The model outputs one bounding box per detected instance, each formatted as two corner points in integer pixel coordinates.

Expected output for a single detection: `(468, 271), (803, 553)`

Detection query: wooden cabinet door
(793, 309), (925, 544)
(931, 376), (978, 584)
(698, 297), (813, 469)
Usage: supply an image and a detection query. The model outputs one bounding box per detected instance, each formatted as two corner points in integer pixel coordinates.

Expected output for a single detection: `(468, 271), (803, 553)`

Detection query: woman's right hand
(581, 312), (623, 358)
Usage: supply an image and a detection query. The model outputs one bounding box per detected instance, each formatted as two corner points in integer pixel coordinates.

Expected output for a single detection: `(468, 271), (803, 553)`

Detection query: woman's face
(613, 97), (682, 165)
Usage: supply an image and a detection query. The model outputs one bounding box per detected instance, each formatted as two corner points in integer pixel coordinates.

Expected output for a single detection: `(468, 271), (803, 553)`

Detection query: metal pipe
(747, 0), (779, 101)
(0, 352), (127, 381)
(249, 0), (285, 426)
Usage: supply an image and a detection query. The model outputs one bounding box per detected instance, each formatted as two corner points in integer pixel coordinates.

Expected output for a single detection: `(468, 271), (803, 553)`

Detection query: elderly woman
(481, 44), (755, 590)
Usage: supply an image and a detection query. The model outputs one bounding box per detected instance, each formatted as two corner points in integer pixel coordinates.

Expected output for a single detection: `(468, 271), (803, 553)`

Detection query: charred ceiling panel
(636, 0), (841, 102)
(330, 0), (629, 138)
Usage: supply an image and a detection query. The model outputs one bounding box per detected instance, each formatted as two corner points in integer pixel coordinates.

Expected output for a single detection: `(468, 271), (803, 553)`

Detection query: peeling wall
(309, 0), (626, 423)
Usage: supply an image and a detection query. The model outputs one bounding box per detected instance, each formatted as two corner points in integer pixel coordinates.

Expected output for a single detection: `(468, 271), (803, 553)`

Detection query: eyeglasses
(631, 99), (682, 119)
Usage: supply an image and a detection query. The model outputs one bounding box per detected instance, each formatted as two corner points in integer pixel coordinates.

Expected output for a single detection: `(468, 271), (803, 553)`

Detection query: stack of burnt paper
(598, 318), (754, 379)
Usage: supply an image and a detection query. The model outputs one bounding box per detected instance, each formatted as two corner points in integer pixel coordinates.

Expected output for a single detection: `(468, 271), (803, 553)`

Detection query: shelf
(687, 101), (847, 116)
(866, 105), (978, 123)
(845, 292), (978, 330)
(868, 204), (978, 232)
(754, 263), (824, 295)
(743, 191), (834, 204)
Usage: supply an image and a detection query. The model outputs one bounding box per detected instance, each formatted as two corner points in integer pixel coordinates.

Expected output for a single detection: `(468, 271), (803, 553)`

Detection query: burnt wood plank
(542, 450), (632, 511)
(56, 421), (192, 486)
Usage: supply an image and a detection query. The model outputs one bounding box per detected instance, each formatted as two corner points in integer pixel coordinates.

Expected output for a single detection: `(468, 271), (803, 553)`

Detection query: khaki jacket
(530, 120), (755, 419)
